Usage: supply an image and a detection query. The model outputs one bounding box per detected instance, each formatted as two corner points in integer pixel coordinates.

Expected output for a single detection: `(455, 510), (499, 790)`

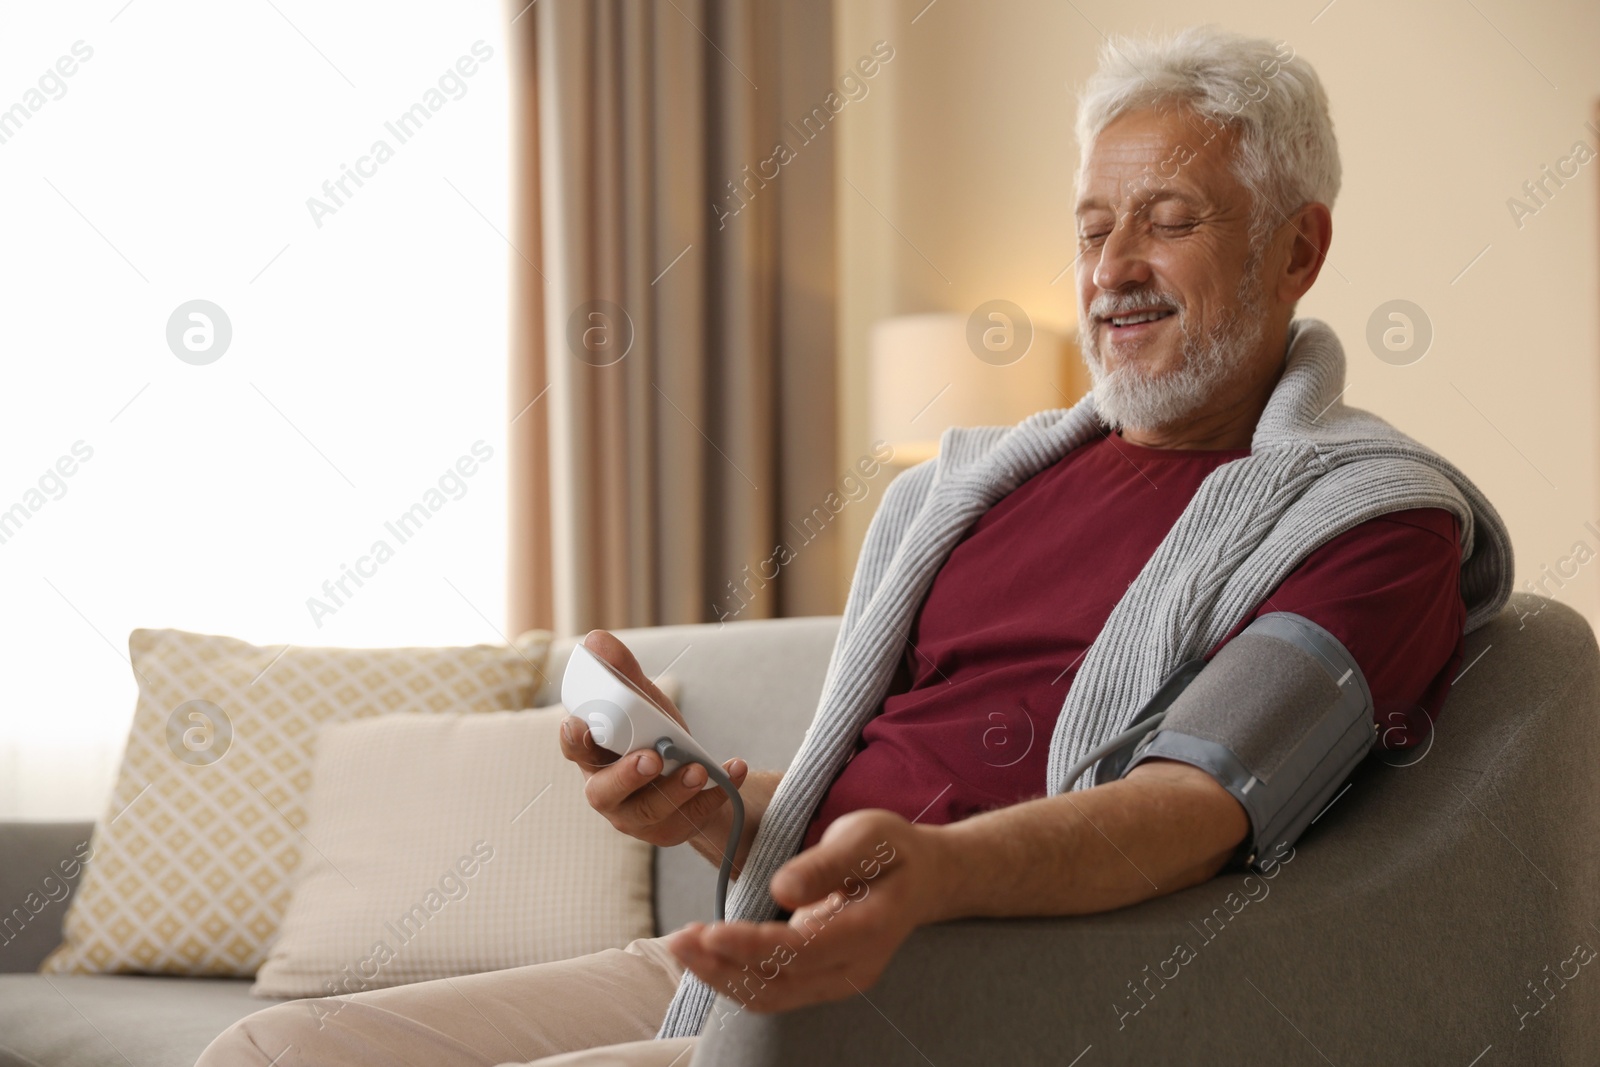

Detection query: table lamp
(870, 311), (1068, 465)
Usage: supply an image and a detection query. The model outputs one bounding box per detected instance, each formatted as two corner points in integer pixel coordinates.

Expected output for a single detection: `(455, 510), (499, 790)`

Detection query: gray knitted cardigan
(659, 316), (1513, 1038)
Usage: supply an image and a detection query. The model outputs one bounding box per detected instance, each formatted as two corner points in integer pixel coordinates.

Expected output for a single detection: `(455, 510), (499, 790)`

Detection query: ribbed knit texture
(658, 317), (1513, 1038)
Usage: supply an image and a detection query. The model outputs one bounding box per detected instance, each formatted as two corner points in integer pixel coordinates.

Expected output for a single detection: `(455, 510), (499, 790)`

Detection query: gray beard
(1078, 264), (1267, 433)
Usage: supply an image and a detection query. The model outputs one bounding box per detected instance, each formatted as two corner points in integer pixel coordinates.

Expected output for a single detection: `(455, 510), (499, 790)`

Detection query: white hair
(1074, 25), (1341, 249)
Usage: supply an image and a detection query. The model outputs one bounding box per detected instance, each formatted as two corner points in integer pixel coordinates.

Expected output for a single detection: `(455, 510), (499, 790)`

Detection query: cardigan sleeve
(827, 458), (939, 664)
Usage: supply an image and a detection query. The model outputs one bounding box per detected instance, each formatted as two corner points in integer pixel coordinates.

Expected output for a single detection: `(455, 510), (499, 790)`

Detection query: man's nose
(1092, 223), (1153, 293)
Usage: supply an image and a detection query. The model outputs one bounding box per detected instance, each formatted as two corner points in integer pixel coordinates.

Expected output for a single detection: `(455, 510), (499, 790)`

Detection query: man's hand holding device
(558, 631), (750, 852)
(562, 630), (802, 922)
(558, 629), (950, 1009)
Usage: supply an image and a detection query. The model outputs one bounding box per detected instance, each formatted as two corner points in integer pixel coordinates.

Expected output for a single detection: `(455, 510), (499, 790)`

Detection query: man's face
(1074, 106), (1272, 431)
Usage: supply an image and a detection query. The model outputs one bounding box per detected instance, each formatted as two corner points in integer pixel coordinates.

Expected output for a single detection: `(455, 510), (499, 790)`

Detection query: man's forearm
(687, 769), (783, 875)
(926, 759), (1250, 923)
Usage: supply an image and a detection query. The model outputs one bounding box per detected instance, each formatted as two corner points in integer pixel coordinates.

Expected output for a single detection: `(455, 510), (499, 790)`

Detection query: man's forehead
(1074, 110), (1238, 215)
(1086, 115), (1189, 164)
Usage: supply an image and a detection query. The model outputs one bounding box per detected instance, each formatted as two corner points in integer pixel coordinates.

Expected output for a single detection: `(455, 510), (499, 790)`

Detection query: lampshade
(870, 311), (1066, 464)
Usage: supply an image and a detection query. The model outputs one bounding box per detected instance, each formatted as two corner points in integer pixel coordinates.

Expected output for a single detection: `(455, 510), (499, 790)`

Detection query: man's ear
(1274, 202), (1333, 305)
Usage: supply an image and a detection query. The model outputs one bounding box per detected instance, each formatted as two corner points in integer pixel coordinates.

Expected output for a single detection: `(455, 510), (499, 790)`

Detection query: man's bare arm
(925, 757), (1250, 922)
(666, 757), (1254, 1012)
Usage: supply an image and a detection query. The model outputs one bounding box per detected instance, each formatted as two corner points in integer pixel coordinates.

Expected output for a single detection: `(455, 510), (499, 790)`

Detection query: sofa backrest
(537, 615), (843, 935)
(0, 819), (93, 972)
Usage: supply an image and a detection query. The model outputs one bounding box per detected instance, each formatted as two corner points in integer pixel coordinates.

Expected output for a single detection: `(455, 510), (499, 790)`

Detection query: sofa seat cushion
(0, 975), (268, 1067)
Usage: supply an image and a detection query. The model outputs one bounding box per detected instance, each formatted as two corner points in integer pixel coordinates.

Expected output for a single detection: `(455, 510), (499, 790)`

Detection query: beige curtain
(506, 0), (839, 637)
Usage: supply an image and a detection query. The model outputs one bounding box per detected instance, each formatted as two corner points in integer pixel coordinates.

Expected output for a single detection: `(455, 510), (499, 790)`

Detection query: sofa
(3, 598), (1597, 1066)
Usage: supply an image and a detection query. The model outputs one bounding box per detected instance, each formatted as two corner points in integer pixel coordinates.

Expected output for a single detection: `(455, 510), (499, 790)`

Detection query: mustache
(1086, 290), (1183, 322)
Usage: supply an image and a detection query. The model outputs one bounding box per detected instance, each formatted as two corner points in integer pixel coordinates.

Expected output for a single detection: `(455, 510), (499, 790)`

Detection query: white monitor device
(560, 643), (719, 782)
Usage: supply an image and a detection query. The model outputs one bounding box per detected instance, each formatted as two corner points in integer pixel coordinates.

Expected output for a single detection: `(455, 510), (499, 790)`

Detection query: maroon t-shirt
(802, 433), (1465, 848)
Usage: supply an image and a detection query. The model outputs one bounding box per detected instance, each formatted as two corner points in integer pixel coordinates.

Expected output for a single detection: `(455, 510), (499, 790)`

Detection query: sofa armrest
(0, 820), (94, 972)
(689, 854), (1553, 1067)
(688, 897), (1329, 1066)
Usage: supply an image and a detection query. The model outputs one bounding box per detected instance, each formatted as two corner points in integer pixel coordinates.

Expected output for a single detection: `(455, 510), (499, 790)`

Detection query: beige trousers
(196, 936), (697, 1067)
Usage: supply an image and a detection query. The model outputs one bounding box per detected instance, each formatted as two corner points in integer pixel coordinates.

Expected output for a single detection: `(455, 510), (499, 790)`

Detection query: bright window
(0, 2), (512, 818)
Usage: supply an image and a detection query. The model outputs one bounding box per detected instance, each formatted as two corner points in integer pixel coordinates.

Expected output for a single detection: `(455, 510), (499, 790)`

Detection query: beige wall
(834, 0), (1600, 626)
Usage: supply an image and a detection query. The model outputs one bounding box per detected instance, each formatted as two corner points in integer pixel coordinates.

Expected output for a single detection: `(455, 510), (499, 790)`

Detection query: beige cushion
(251, 707), (656, 997)
(41, 629), (552, 977)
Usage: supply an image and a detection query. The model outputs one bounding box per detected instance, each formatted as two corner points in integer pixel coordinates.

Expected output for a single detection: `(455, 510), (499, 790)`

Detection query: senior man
(200, 24), (1510, 1067)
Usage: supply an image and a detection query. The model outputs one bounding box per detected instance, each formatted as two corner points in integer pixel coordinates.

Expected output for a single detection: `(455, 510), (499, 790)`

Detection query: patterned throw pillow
(39, 627), (552, 977)
(250, 708), (656, 998)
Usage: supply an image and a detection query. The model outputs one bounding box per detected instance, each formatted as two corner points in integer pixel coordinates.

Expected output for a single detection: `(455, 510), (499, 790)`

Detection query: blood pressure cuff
(1113, 612), (1378, 870)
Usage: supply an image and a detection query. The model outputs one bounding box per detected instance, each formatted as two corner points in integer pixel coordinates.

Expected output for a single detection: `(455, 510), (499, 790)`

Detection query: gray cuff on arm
(1122, 612), (1378, 869)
